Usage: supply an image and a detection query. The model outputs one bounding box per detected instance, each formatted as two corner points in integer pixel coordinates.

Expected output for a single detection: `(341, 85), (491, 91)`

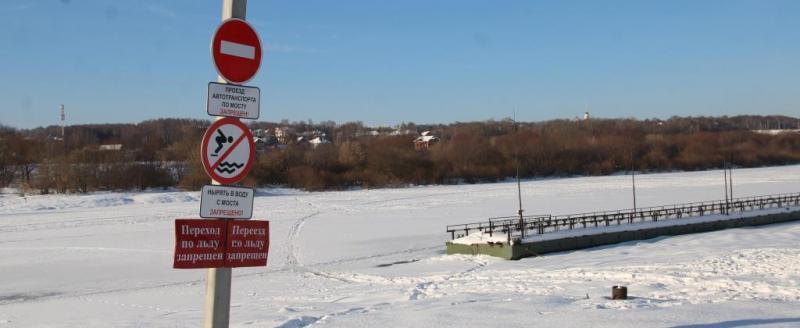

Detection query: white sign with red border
(200, 185), (254, 219)
(211, 18), (262, 84)
(207, 82), (260, 119)
(201, 117), (255, 185)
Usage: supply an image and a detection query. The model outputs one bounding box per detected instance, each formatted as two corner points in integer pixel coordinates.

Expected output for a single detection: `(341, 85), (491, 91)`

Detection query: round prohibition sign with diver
(201, 117), (255, 185)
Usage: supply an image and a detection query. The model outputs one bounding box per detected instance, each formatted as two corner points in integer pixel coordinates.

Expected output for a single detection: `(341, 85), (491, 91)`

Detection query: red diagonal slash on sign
(211, 132), (247, 172)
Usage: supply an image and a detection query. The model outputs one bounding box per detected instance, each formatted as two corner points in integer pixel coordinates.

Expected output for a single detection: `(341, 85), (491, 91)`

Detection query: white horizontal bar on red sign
(220, 40), (255, 59)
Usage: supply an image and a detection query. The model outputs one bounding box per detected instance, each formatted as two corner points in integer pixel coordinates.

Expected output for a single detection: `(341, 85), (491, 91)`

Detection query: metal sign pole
(205, 1), (246, 327)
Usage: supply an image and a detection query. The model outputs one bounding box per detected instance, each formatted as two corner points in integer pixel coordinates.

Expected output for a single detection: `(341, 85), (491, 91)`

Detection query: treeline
(1, 115), (799, 193)
(0, 119), (203, 194)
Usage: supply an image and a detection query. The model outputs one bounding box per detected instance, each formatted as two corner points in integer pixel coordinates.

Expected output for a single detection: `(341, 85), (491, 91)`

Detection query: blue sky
(1, 0), (799, 129)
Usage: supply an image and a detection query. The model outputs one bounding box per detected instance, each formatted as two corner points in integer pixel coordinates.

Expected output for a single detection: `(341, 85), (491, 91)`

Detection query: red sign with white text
(225, 220), (269, 267)
(173, 219), (227, 269)
(173, 219), (269, 269)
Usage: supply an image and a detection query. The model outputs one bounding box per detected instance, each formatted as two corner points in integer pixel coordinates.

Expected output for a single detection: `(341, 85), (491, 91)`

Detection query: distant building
(752, 129), (800, 135)
(413, 131), (439, 151)
(391, 129), (413, 136)
(274, 127), (295, 144)
(309, 136), (331, 148)
(99, 144), (122, 151)
(253, 135), (277, 153)
(356, 130), (381, 137)
(252, 128), (277, 139)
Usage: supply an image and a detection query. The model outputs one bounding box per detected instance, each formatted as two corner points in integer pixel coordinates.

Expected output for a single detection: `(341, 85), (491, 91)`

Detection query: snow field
(0, 165), (799, 327)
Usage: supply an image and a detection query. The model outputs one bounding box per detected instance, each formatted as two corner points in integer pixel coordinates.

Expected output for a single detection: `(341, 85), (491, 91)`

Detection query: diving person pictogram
(212, 129), (235, 156)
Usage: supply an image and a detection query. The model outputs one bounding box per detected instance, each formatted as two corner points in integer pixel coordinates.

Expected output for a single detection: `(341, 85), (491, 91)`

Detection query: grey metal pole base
(204, 267), (233, 328)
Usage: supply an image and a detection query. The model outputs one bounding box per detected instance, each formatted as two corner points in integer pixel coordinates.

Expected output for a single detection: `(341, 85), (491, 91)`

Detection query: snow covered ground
(1, 165), (800, 327)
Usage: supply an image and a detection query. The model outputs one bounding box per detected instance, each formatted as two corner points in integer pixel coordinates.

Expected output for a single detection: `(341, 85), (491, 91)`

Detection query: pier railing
(446, 192), (800, 242)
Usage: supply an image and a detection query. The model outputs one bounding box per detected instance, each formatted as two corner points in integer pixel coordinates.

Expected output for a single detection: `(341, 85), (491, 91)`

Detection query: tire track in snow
(0, 280), (205, 306)
(281, 192), (447, 283)
(78, 296), (179, 315)
(313, 245), (441, 268)
(286, 211), (320, 269)
(290, 254), (491, 297)
(1, 194), (444, 306)
(0, 246), (170, 254)
(297, 245), (443, 285)
(359, 185), (510, 206)
(0, 244), (444, 306)
(286, 196), (324, 270)
(276, 303), (392, 328)
(0, 211), (188, 233)
(409, 256), (490, 301)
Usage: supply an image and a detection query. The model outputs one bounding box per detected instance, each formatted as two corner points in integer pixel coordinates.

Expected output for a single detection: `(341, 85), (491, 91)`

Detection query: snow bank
(449, 231), (511, 245)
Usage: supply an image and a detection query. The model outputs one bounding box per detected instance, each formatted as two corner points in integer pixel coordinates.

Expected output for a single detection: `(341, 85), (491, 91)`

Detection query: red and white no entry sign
(201, 117), (255, 185)
(211, 18), (262, 84)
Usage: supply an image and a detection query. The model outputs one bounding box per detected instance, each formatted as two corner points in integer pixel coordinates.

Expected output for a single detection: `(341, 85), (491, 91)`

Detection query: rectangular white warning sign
(200, 185), (254, 219)
(207, 82), (260, 119)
